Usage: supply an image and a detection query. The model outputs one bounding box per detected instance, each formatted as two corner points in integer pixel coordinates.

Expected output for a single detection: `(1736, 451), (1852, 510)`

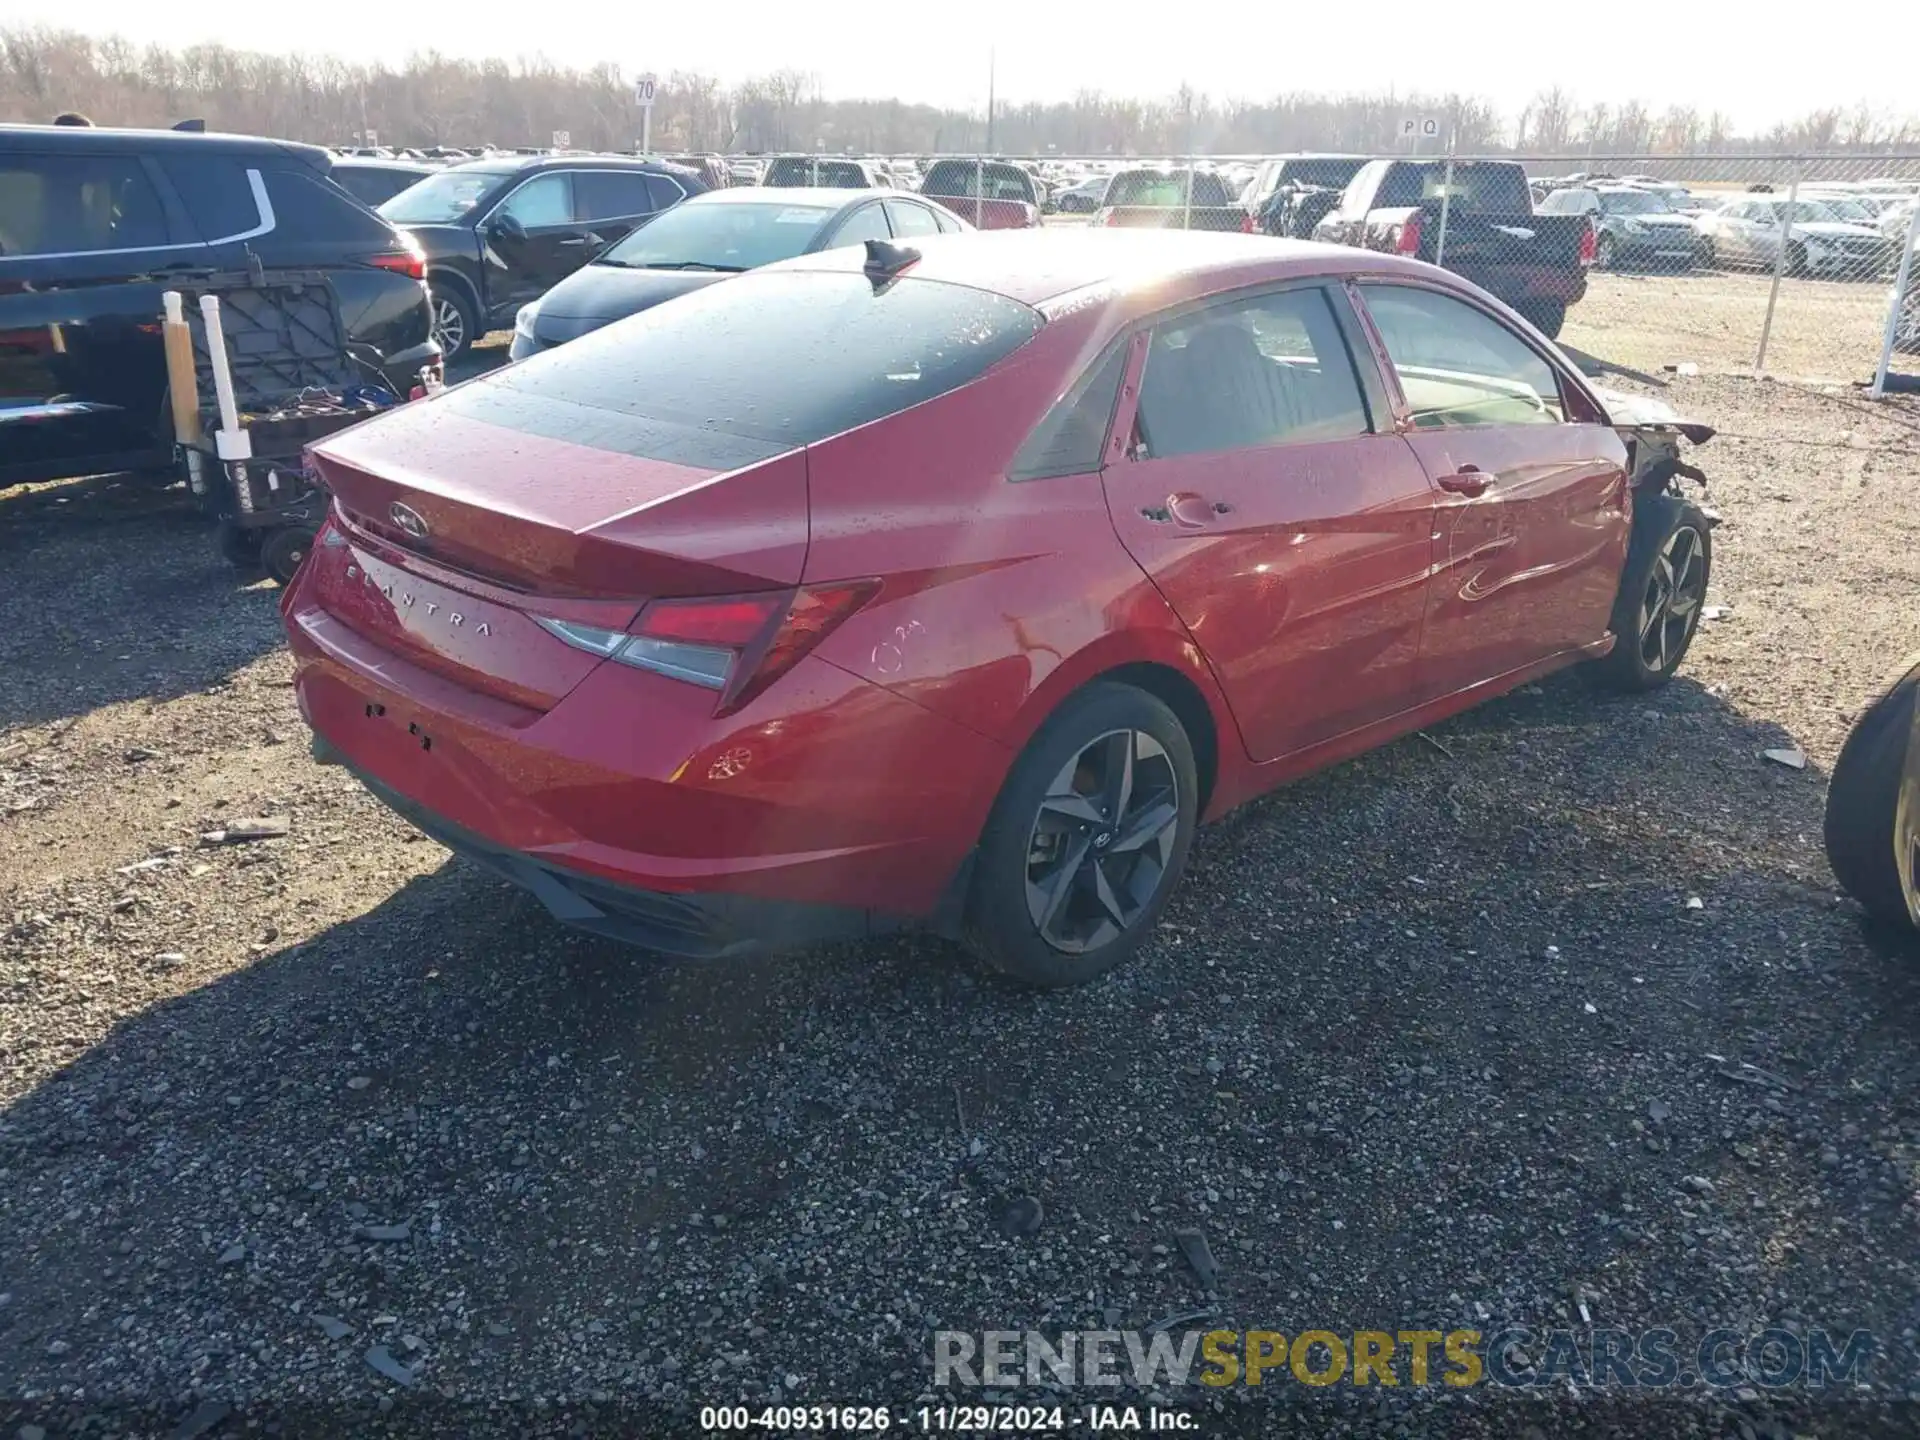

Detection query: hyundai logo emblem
(388, 501), (430, 539)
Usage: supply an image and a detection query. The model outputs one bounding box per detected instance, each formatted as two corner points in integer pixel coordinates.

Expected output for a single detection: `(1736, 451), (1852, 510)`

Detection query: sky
(11, 0), (1918, 135)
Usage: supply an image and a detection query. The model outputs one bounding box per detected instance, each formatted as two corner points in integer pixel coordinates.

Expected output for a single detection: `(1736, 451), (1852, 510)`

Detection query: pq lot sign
(1399, 116), (1440, 140)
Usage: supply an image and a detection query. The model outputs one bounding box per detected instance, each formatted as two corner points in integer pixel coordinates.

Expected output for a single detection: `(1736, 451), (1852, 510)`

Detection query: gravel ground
(3, 375), (1920, 1440)
(1562, 270), (1904, 385)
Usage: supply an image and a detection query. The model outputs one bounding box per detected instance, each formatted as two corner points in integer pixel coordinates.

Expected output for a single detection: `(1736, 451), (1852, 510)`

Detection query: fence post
(1754, 162), (1800, 375)
(976, 155), (984, 227)
(1435, 149), (1456, 270)
(1872, 199), (1920, 397)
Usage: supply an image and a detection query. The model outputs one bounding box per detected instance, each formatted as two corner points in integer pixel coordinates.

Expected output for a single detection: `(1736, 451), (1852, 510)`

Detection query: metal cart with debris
(162, 270), (425, 584)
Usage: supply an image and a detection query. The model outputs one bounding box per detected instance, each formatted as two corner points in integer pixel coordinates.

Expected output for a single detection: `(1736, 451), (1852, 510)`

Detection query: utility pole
(985, 47), (995, 154)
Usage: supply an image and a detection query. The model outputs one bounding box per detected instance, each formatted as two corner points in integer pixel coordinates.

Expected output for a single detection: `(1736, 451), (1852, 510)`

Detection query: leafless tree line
(3, 27), (1916, 157)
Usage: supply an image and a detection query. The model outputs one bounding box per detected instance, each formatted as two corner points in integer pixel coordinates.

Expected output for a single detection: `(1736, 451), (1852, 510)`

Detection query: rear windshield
(1377, 163), (1531, 213)
(1275, 158), (1365, 190)
(922, 161), (1035, 204)
(454, 270), (1042, 468)
(600, 200), (834, 270)
(764, 158), (869, 188)
(1107, 171), (1231, 208)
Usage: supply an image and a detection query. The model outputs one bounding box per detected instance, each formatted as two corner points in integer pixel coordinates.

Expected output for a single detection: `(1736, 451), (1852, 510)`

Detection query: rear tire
(429, 277), (478, 362)
(1595, 233), (1617, 270)
(1824, 656), (1920, 932)
(1590, 493), (1711, 692)
(1518, 300), (1567, 340)
(964, 683), (1198, 988)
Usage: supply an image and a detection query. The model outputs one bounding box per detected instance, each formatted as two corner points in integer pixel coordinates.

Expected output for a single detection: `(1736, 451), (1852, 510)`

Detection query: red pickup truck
(919, 159), (1041, 230)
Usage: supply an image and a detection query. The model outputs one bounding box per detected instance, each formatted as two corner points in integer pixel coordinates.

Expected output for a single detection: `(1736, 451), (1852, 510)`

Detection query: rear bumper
(340, 755), (901, 957)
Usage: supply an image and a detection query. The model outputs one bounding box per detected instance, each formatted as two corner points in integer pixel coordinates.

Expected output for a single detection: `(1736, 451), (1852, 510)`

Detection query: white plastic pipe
(199, 293), (240, 438)
(163, 290), (184, 326)
(1871, 199), (1920, 398)
(1754, 170), (1800, 374)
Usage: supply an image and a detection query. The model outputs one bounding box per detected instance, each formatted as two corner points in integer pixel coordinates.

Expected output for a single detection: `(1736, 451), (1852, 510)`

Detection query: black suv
(377, 155), (708, 359)
(0, 124), (438, 492)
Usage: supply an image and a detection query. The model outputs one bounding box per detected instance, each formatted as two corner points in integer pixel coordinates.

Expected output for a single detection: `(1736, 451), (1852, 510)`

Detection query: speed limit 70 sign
(634, 74), (658, 108)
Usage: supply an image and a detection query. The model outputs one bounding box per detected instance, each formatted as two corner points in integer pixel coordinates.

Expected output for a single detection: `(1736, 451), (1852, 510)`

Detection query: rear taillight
(1395, 211), (1423, 256)
(1578, 220), (1599, 267)
(371, 244), (427, 281)
(1094, 208), (1115, 227)
(536, 582), (879, 715)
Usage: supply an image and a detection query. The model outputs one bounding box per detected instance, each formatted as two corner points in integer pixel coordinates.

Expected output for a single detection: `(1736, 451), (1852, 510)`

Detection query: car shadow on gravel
(0, 475), (281, 733)
(6, 666), (1920, 1422)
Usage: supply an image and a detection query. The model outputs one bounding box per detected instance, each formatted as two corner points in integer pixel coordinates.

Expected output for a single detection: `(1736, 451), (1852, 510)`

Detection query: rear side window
(0, 154), (170, 257)
(1010, 342), (1127, 479)
(1137, 288), (1370, 459)
(461, 271), (1042, 468)
(826, 204), (891, 246)
(576, 170), (657, 221)
(162, 155), (263, 239)
(1358, 284), (1564, 428)
(643, 174), (688, 211)
(262, 168), (392, 243)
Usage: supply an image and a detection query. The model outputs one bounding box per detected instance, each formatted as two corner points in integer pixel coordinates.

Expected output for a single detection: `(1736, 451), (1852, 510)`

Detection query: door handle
(1436, 466), (1491, 498)
(1166, 492), (1223, 527)
(557, 236), (596, 248)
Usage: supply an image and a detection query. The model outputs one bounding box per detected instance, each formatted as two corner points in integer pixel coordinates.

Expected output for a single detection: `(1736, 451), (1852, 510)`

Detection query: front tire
(964, 683), (1198, 988)
(1825, 656), (1920, 933)
(1590, 493), (1711, 692)
(1595, 233), (1617, 270)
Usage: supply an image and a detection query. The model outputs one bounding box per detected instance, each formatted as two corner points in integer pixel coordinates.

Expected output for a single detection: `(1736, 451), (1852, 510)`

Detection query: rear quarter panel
(801, 317), (1243, 804)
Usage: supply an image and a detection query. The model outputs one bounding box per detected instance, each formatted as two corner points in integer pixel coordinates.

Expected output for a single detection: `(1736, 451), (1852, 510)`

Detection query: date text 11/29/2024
(699, 1405), (1199, 1432)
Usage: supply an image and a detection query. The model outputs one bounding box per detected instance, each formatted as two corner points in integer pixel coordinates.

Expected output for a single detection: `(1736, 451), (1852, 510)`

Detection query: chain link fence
(754, 150), (1919, 391)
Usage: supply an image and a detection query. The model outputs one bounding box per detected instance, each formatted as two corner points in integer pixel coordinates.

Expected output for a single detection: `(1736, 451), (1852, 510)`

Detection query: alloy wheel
(1638, 524), (1708, 673)
(1024, 728), (1181, 955)
(433, 297), (466, 355)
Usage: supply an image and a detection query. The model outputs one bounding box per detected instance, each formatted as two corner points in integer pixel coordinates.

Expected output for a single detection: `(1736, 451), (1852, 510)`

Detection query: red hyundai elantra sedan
(284, 231), (1714, 987)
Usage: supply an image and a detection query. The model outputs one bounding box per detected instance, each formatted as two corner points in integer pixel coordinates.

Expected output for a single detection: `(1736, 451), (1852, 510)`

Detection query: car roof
(330, 156), (436, 172)
(688, 186), (881, 210)
(769, 229), (1434, 308)
(435, 153), (689, 176)
(0, 123), (327, 167)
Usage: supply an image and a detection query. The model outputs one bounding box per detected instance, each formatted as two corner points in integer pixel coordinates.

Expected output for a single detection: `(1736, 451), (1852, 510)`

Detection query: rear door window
(0, 154), (171, 257)
(885, 200), (941, 238)
(161, 155), (263, 239)
(262, 168), (393, 243)
(575, 170), (658, 222)
(825, 203), (892, 247)
(1358, 284), (1565, 428)
(459, 271), (1042, 468)
(1137, 287), (1371, 458)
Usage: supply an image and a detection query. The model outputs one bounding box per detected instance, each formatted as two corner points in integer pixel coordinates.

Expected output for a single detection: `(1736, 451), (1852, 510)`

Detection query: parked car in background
(378, 153), (706, 359)
(1052, 175), (1109, 214)
(1315, 158), (1593, 337)
(1093, 168), (1245, 231)
(674, 154), (732, 192)
(1537, 185), (1703, 270)
(331, 156), (439, 209)
(1693, 196), (1894, 278)
(1242, 154), (1367, 239)
(510, 187), (969, 358)
(286, 230), (1714, 986)
(0, 123), (438, 492)
(918, 158), (1041, 229)
(761, 156), (889, 188)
